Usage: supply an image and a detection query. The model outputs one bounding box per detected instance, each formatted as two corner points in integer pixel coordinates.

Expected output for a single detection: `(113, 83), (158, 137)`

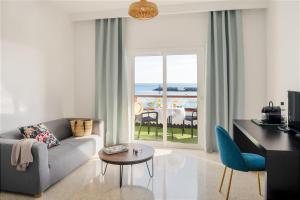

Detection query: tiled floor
(0, 148), (264, 200)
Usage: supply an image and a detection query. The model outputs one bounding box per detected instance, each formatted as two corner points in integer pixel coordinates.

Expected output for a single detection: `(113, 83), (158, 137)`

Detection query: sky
(135, 54), (197, 84)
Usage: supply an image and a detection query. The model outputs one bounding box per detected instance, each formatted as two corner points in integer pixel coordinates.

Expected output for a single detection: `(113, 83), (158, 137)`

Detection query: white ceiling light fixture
(128, 0), (159, 20)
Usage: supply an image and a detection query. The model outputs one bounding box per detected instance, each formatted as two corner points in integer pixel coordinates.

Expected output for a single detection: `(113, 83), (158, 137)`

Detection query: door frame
(128, 47), (206, 149)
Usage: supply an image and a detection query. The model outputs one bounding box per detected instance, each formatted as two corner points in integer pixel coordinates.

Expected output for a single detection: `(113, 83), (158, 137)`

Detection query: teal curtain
(95, 18), (130, 145)
(205, 10), (244, 152)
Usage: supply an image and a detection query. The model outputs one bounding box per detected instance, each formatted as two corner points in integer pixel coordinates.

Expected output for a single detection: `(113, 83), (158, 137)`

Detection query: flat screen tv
(288, 91), (300, 133)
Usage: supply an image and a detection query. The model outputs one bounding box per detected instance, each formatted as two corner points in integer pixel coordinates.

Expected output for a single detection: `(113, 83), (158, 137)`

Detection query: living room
(1, 0), (299, 200)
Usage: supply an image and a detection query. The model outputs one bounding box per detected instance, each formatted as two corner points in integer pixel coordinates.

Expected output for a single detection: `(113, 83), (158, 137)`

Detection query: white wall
(73, 11), (267, 120)
(126, 13), (208, 49)
(74, 20), (95, 118)
(0, 1), (75, 131)
(242, 9), (267, 118)
(266, 0), (300, 108)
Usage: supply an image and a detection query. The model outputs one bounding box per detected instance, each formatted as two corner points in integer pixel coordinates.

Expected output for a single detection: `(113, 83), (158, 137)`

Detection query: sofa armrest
(0, 139), (50, 195)
(92, 119), (105, 148)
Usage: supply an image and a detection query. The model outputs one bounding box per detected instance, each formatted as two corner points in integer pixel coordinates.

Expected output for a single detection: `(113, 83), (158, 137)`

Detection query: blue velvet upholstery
(242, 153), (265, 171)
(215, 125), (265, 172)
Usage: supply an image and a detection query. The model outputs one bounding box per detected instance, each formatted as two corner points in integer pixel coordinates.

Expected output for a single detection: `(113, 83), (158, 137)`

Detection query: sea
(135, 83), (198, 109)
(135, 83), (197, 96)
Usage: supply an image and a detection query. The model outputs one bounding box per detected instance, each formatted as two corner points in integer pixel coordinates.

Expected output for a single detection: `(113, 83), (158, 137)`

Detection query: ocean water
(135, 83), (198, 109)
(135, 83), (197, 96)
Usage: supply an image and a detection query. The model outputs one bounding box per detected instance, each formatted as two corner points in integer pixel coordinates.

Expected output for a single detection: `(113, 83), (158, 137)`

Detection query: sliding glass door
(134, 56), (163, 142)
(166, 55), (198, 144)
(132, 50), (202, 147)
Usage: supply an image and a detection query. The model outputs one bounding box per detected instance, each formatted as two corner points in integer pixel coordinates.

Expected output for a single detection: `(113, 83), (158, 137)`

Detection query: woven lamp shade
(128, 0), (158, 20)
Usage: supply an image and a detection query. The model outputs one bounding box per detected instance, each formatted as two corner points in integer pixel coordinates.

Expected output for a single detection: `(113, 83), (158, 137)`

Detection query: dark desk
(233, 120), (300, 200)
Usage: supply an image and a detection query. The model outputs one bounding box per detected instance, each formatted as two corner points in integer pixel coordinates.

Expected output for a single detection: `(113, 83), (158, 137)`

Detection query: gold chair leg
(226, 169), (233, 200)
(219, 166), (227, 192)
(257, 172), (262, 196)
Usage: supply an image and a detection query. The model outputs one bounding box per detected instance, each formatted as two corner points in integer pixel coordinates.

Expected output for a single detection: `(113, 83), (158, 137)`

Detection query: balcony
(134, 94), (198, 144)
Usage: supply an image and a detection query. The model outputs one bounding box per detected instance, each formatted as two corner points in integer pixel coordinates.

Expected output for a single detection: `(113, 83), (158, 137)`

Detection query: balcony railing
(135, 94), (197, 112)
(136, 94), (197, 98)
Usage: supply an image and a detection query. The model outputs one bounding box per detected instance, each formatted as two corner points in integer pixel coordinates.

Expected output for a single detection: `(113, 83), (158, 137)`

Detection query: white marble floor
(0, 148), (264, 200)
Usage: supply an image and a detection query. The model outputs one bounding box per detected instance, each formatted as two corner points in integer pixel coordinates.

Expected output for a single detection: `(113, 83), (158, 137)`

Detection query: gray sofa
(0, 118), (104, 196)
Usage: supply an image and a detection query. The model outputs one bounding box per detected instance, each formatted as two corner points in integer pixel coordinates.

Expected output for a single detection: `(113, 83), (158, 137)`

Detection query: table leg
(120, 165), (123, 187)
(101, 161), (108, 176)
(146, 157), (154, 178)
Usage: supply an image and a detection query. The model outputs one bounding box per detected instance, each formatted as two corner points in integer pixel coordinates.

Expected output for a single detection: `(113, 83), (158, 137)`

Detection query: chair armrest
(142, 111), (159, 118)
(144, 111), (158, 114)
(0, 139), (50, 195)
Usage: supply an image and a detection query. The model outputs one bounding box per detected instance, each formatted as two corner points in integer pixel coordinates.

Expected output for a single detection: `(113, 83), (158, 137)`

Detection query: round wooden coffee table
(98, 143), (154, 187)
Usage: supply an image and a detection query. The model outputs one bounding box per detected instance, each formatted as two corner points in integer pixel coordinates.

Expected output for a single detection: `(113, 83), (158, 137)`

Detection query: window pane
(134, 56), (163, 142)
(166, 54), (198, 144)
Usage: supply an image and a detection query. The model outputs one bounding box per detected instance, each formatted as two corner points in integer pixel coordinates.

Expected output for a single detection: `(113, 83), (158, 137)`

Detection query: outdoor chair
(182, 108), (197, 138)
(135, 102), (159, 139)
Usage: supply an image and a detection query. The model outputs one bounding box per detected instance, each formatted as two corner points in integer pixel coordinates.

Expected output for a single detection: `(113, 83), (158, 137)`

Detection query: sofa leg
(34, 192), (42, 198)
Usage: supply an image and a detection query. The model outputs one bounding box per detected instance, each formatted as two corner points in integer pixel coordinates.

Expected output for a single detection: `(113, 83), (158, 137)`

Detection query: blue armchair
(215, 125), (265, 200)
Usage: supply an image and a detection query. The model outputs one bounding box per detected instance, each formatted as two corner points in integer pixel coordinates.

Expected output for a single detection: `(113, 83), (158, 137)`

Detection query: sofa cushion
(19, 124), (40, 138)
(19, 123), (60, 149)
(43, 119), (72, 140)
(47, 135), (100, 184)
(35, 129), (60, 149)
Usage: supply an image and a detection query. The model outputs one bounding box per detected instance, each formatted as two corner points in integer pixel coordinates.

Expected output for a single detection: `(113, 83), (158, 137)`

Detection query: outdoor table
(155, 107), (186, 124)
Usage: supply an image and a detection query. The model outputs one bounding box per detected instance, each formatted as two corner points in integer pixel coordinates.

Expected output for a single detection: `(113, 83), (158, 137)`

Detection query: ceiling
(45, 0), (267, 21)
(49, 0), (262, 14)
(49, 0), (201, 14)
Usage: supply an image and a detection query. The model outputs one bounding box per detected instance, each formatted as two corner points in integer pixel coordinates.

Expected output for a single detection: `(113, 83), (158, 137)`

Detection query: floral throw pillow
(19, 124), (60, 149)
